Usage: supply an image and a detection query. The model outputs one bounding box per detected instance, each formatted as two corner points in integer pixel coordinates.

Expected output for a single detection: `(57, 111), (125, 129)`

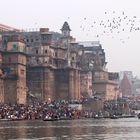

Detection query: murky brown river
(0, 118), (140, 140)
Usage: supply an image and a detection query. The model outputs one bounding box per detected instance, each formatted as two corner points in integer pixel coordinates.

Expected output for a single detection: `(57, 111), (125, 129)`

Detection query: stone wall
(93, 81), (118, 101)
(55, 68), (80, 100)
(55, 69), (69, 100)
(27, 66), (55, 102)
(83, 99), (104, 112)
(0, 79), (4, 103)
(43, 68), (55, 101)
(3, 80), (17, 104)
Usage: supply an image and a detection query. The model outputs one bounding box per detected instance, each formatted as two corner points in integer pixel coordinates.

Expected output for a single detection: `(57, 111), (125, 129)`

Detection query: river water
(0, 118), (140, 140)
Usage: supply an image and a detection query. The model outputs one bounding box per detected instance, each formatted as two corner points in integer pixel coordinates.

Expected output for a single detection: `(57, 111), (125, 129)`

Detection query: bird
(78, 11), (140, 44)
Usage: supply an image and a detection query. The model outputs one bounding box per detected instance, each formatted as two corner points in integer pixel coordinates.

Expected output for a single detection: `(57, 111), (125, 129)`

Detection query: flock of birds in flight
(72, 11), (140, 44)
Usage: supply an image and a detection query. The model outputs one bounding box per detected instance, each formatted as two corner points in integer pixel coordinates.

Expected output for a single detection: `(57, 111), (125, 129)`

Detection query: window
(12, 44), (17, 51)
(45, 50), (47, 54)
(55, 52), (58, 57)
(42, 36), (46, 40)
(55, 61), (58, 66)
(36, 50), (38, 54)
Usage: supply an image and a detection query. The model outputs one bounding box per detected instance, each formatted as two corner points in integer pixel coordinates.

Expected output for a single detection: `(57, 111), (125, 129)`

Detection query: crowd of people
(0, 97), (139, 121)
(103, 97), (140, 116)
(0, 100), (94, 121)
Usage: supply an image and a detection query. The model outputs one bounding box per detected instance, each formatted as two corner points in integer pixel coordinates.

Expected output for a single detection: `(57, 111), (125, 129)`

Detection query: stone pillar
(75, 70), (81, 99)
(44, 68), (55, 102)
(77, 70), (81, 99)
(69, 69), (81, 100)
(69, 70), (74, 99)
(17, 64), (27, 104)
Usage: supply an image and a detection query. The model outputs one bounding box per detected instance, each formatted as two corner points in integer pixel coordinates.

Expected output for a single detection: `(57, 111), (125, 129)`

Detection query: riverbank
(0, 98), (138, 121)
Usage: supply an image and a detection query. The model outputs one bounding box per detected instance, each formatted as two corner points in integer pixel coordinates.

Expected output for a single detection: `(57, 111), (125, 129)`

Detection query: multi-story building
(78, 41), (119, 100)
(0, 22), (119, 103)
(0, 22), (81, 103)
(93, 71), (119, 100)
(78, 41), (107, 72)
(0, 34), (27, 104)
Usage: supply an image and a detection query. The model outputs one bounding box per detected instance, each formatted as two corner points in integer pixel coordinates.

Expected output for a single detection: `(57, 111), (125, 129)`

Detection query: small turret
(61, 21), (71, 37)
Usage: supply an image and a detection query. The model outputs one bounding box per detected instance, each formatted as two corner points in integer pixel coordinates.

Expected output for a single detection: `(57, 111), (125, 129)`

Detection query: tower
(61, 21), (71, 37)
(2, 34), (27, 104)
(60, 22), (72, 67)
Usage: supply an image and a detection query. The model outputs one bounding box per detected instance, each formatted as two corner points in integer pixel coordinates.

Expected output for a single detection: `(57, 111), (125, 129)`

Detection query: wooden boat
(0, 118), (11, 121)
(0, 118), (24, 121)
(43, 116), (59, 121)
(120, 115), (136, 118)
(43, 118), (59, 121)
(94, 116), (104, 119)
(110, 115), (119, 119)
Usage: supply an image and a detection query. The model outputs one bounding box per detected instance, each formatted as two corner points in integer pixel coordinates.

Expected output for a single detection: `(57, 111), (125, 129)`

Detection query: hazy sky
(1, 0), (140, 77)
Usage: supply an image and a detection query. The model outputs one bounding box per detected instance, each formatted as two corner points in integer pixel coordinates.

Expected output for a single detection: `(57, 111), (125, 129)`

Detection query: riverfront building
(0, 35), (26, 104)
(0, 22), (119, 104)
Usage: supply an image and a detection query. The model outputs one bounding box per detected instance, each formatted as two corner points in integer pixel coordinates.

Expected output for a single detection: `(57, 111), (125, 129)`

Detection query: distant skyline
(1, 0), (140, 77)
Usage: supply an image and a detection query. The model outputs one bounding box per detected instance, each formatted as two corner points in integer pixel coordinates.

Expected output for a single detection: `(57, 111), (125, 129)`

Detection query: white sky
(1, 0), (140, 77)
